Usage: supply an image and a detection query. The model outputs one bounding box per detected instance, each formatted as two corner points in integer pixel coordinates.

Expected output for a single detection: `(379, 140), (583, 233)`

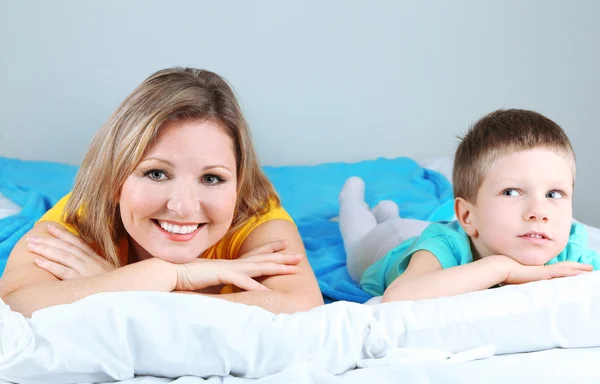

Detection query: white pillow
(2, 272), (600, 382)
(417, 156), (454, 184)
(0, 292), (373, 383)
(0, 193), (21, 220)
(370, 271), (600, 356)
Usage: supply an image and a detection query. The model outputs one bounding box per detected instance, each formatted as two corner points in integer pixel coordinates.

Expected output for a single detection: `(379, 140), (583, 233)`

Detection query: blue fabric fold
(0, 156), (454, 303)
(0, 157), (77, 275)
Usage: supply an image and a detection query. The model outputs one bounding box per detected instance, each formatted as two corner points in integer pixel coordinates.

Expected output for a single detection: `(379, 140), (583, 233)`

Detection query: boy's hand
(504, 260), (593, 285)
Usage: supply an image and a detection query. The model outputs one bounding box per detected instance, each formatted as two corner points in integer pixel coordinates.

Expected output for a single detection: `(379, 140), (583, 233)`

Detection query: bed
(1, 155), (600, 384)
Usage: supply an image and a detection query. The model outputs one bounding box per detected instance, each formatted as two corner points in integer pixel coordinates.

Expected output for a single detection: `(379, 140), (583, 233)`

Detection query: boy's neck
(468, 236), (484, 261)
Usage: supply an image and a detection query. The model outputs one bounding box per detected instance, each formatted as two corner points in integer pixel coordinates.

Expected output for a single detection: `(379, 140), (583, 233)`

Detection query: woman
(0, 67), (323, 317)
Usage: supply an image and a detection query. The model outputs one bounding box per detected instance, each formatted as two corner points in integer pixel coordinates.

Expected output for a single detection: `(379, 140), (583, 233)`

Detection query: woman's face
(119, 119), (238, 263)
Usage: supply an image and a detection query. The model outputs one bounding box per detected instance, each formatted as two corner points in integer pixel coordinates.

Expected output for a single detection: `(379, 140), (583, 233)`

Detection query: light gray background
(1, 0), (599, 225)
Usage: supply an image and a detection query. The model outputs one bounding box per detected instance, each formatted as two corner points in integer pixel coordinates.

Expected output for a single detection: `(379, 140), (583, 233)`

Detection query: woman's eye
(502, 189), (520, 197)
(145, 170), (167, 181)
(203, 174), (223, 185)
(546, 190), (564, 199)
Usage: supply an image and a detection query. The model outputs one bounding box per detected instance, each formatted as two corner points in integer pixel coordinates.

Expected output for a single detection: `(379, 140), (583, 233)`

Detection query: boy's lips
(520, 231), (550, 240)
(518, 231), (552, 245)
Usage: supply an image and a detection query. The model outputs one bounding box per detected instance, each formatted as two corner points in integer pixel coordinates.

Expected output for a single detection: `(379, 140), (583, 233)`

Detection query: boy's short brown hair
(452, 109), (575, 202)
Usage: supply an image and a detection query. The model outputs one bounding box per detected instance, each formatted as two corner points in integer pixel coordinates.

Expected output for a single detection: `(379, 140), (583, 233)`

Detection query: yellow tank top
(38, 193), (295, 263)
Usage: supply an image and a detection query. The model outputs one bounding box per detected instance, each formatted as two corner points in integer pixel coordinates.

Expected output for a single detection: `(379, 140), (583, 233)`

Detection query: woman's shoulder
(37, 192), (78, 235)
(253, 200), (294, 224)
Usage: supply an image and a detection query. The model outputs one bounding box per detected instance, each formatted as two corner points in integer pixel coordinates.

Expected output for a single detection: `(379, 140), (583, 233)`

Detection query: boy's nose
(524, 199), (549, 222)
(526, 212), (549, 222)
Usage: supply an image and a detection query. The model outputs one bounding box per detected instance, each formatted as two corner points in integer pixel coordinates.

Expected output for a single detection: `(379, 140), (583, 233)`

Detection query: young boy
(340, 109), (599, 302)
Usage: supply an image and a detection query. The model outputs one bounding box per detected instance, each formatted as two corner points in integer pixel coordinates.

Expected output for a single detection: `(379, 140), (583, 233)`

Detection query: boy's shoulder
(549, 222), (595, 264)
(407, 220), (473, 269)
(414, 220), (470, 253)
(421, 220), (465, 238)
(567, 222), (589, 248)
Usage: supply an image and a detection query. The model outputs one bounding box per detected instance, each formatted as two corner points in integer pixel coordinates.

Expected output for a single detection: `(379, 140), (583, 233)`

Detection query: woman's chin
(152, 251), (202, 264)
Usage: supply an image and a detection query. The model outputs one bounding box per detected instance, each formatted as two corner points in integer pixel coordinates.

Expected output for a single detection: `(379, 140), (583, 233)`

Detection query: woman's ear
(455, 197), (478, 237)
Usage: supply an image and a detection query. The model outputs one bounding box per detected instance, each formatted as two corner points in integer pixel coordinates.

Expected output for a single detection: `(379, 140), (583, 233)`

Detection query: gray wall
(1, 0), (599, 225)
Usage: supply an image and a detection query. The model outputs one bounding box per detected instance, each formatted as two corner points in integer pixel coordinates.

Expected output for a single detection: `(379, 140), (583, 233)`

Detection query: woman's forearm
(2, 258), (176, 317)
(202, 289), (320, 314)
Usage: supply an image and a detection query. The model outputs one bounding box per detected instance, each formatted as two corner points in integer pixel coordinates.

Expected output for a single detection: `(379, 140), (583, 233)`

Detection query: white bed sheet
(2, 347), (590, 384)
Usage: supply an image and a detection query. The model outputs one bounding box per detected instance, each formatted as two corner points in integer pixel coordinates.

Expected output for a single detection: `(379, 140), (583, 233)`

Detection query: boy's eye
(546, 190), (564, 199)
(502, 189), (520, 197)
(203, 174), (223, 185)
(145, 169), (167, 181)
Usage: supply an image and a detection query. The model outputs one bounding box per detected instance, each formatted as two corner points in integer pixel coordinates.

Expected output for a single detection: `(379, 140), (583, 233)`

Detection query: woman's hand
(28, 224), (115, 280)
(237, 239), (292, 259)
(174, 246), (303, 292)
(504, 260), (592, 285)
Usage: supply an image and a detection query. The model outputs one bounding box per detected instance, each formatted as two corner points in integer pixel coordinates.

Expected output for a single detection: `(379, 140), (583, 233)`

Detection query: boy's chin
(508, 252), (556, 266)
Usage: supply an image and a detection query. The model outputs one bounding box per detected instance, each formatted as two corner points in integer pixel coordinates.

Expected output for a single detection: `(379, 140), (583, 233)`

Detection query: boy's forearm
(2, 258), (176, 318)
(382, 255), (511, 302)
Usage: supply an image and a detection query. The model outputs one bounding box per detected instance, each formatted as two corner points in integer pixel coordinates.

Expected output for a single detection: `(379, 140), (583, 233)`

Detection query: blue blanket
(264, 157), (454, 303)
(0, 157), (78, 275)
(0, 156), (454, 303)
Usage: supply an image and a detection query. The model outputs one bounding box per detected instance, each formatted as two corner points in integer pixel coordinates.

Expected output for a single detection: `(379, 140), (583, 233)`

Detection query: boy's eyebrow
(489, 178), (518, 187)
(549, 181), (574, 190)
(489, 178), (573, 188)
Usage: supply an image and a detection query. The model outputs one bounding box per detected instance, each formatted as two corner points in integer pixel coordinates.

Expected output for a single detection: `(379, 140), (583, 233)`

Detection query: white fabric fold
(1, 272), (599, 383)
(0, 293), (373, 383)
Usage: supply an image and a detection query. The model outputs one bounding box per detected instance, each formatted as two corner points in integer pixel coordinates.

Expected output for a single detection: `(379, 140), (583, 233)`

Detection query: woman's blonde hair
(65, 67), (279, 267)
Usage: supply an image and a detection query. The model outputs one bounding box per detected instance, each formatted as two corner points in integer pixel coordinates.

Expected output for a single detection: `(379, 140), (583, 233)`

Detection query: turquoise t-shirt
(360, 221), (600, 297)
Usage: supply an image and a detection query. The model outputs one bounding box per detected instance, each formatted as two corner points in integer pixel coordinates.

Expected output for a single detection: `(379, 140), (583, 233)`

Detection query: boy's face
(465, 147), (574, 265)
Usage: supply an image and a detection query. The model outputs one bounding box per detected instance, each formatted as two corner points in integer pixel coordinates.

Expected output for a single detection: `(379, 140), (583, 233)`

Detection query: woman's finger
(28, 235), (88, 261)
(35, 257), (81, 280)
(28, 240), (87, 272)
(241, 253), (303, 265)
(221, 272), (271, 291)
(46, 224), (104, 262)
(239, 239), (290, 258)
(238, 261), (298, 278)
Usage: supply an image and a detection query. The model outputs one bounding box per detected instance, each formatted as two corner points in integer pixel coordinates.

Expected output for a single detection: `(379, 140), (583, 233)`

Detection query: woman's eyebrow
(203, 165), (233, 173)
(139, 157), (174, 167)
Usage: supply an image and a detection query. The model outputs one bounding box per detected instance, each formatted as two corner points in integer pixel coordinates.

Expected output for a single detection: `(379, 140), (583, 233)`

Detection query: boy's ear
(455, 197), (478, 237)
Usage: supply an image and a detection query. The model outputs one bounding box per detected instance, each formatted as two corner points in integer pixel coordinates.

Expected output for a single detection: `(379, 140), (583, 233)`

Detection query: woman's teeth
(159, 221), (199, 234)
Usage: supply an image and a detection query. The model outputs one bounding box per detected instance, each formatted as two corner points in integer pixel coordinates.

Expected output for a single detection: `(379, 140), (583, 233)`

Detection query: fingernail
(35, 258), (45, 265)
(26, 236), (38, 242)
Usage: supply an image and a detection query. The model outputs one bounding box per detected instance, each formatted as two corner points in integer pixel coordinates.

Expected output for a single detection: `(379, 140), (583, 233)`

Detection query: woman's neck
(127, 236), (152, 263)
